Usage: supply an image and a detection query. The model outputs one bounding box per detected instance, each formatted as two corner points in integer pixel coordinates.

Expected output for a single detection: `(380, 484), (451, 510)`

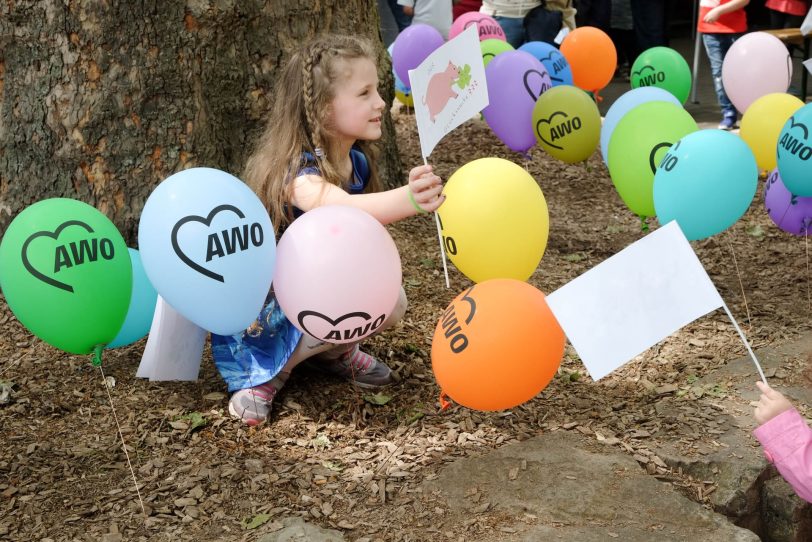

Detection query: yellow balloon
(438, 158), (549, 283)
(532, 85), (601, 163)
(395, 88), (414, 107)
(739, 93), (804, 173)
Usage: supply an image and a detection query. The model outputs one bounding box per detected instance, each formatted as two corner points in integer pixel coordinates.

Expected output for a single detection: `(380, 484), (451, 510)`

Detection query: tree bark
(0, 0), (402, 242)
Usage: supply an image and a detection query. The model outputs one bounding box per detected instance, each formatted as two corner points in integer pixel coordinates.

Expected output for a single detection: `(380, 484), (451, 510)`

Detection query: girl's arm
(291, 164), (444, 225)
(754, 382), (812, 503)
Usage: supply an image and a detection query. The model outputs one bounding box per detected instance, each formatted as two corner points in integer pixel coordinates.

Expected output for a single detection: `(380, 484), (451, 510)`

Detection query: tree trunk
(0, 0), (403, 243)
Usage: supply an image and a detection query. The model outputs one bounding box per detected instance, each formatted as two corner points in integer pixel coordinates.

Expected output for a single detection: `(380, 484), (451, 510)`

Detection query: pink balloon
(722, 32), (792, 115)
(274, 206), (402, 344)
(449, 12), (506, 42)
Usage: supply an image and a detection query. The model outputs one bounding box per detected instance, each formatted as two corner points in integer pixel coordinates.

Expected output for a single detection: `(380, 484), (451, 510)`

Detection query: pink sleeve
(753, 408), (812, 503)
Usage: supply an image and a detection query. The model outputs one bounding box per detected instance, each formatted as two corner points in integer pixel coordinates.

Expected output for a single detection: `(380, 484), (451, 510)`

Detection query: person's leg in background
(494, 16), (526, 48)
(630, 0), (668, 51)
(702, 32), (739, 130)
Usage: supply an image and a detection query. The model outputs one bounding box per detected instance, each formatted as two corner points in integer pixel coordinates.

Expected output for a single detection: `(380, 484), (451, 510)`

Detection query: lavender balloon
(483, 51), (551, 154)
(765, 168), (812, 235)
(392, 24), (445, 87)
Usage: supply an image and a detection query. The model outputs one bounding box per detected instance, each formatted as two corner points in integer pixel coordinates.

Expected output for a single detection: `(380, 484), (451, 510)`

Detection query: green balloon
(0, 198), (132, 355)
(630, 46), (692, 104)
(607, 101), (698, 217)
(480, 38), (514, 67)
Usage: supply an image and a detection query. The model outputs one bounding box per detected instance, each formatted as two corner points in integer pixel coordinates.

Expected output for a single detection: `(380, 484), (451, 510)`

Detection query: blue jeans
(702, 33), (740, 119)
(494, 16), (526, 48)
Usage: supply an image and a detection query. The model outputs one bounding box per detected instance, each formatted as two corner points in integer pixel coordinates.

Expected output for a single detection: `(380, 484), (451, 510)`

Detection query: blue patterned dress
(211, 148), (371, 391)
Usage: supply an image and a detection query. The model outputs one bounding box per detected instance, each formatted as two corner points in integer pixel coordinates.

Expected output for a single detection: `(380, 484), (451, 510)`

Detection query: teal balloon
(653, 130), (758, 240)
(0, 198), (132, 354)
(777, 102), (812, 197)
(108, 249), (158, 348)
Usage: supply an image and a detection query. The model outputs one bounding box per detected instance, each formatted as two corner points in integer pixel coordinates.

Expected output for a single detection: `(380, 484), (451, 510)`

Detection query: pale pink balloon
(273, 205), (402, 344)
(449, 12), (506, 42)
(722, 32), (792, 115)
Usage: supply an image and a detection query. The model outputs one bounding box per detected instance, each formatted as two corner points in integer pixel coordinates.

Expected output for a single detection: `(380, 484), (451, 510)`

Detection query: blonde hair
(245, 34), (382, 232)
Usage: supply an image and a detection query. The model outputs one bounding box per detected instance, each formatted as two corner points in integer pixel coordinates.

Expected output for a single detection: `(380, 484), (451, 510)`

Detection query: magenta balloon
(449, 12), (506, 42)
(482, 51), (551, 153)
(764, 168), (812, 235)
(273, 205), (402, 344)
(392, 24), (445, 87)
(722, 32), (792, 115)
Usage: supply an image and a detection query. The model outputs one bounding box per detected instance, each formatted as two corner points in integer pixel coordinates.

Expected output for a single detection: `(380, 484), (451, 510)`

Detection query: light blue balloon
(653, 130), (758, 241)
(518, 41), (573, 87)
(388, 43), (411, 93)
(777, 102), (812, 197)
(601, 87), (682, 167)
(138, 167), (276, 336)
(108, 248), (158, 348)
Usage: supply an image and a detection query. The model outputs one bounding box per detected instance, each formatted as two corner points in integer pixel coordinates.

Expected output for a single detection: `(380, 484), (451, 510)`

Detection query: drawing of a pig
(423, 61), (459, 122)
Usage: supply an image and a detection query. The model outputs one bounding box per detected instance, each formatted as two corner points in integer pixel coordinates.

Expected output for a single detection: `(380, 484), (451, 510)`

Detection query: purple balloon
(765, 168), (812, 235)
(392, 24), (445, 87)
(482, 51), (551, 153)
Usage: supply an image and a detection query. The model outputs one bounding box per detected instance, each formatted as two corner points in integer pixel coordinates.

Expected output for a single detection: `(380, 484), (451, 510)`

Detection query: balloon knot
(439, 391), (452, 411)
(92, 344), (104, 367)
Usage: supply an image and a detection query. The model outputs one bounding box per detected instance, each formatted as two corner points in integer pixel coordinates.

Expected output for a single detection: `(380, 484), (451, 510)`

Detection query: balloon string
(99, 364), (147, 520)
(725, 229), (752, 329)
(805, 223), (811, 311)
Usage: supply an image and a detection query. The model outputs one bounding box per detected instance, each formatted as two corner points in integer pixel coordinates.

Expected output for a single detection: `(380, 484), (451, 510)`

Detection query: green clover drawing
(455, 64), (471, 89)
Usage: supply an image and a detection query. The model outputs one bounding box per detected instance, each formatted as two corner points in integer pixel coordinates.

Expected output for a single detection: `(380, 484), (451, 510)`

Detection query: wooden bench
(762, 28), (810, 100)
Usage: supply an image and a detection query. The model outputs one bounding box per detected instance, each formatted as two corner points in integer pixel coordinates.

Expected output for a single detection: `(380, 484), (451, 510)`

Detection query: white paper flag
(137, 296), (207, 381)
(409, 24), (489, 158)
(546, 221), (724, 381)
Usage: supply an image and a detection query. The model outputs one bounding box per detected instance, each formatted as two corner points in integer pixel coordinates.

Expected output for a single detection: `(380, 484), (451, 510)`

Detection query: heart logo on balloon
(298, 310), (386, 342)
(648, 141), (673, 173)
(535, 110), (569, 150)
(523, 69), (552, 101)
(21, 220), (105, 293)
(539, 51), (568, 82)
(788, 116), (810, 140)
(171, 204), (266, 283)
(463, 17), (505, 39)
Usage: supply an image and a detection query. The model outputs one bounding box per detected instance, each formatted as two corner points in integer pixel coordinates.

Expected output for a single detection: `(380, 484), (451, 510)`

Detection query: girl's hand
(408, 164), (445, 214)
(754, 381), (795, 425)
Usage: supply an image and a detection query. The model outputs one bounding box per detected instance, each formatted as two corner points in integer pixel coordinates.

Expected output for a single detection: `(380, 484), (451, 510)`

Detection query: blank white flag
(546, 221), (724, 381)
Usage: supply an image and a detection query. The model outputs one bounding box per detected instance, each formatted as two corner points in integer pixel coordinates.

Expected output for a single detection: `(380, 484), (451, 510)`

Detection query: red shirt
(697, 0), (747, 33)
(765, 0), (810, 17)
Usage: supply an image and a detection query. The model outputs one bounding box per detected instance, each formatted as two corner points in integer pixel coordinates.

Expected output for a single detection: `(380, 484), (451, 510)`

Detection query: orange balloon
(431, 279), (565, 411)
(560, 26), (617, 92)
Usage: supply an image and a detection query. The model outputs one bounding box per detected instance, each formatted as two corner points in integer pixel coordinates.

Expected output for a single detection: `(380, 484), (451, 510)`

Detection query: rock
(258, 517), (345, 542)
(424, 431), (758, 541)
(760, 476), (812, 542)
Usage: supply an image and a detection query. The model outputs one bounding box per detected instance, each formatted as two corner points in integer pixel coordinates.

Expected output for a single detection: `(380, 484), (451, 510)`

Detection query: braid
(302, 43), (329, 157)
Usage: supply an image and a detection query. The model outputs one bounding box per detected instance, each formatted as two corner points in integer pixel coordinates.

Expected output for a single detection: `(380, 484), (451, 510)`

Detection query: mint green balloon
(630, 46), (692, 104)
(481, 38), (514, 67)
(607, 102), (698, 217)
(0, 198), (132, 355)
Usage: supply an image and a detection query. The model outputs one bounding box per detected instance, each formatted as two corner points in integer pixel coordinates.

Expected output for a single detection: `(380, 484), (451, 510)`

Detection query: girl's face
(329, 57), (386, 145)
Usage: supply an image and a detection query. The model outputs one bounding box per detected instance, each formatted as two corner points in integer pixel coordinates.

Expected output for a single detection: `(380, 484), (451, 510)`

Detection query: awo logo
(535, 111), (581, 150)
(463, 18), (505, 39)
(171, 204), (265, 283)
(539, 50), (569, 83)
(298, 310), (386, 342)
(524, 69), (552, 100)
(632, 65), (666, 87)
(441, 285), (477, 354)
(648, 141), (674, 174)
(21, 220), (116, 293)
(779, 117), (812, 161)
